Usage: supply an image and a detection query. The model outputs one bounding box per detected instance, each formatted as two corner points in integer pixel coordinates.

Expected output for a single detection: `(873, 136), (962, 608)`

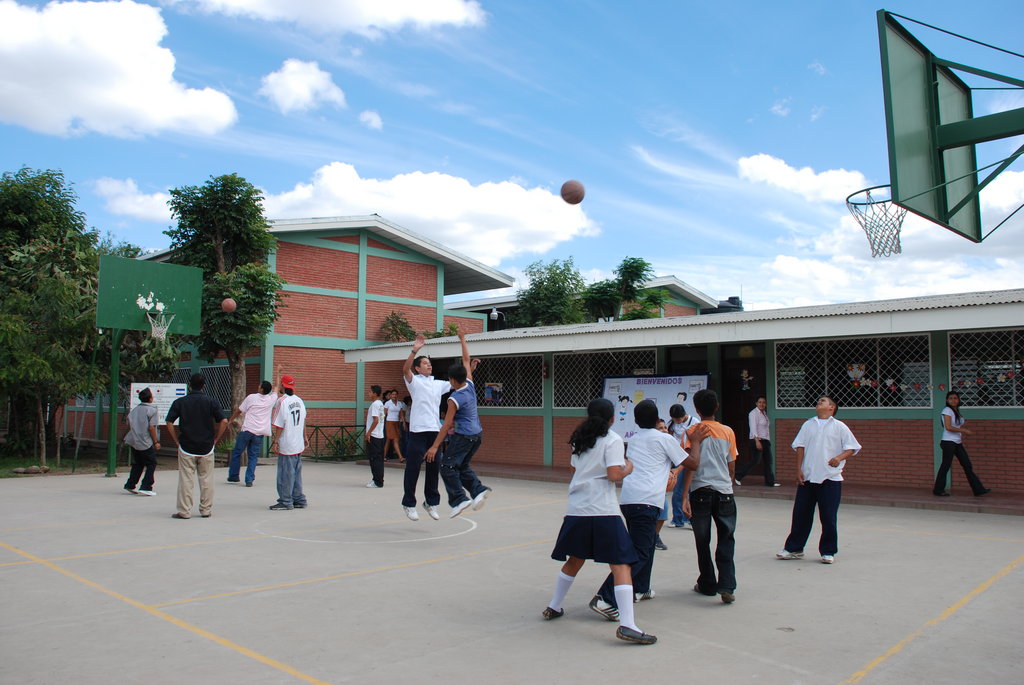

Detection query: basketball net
(846, 185), (908, 258)
(146, 311), (175, 340)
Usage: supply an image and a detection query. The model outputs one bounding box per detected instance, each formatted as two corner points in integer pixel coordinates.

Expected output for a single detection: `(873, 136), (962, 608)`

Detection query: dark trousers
(690, 487), (737, 593)
(934, 441), (987, 495)
(440, 432), (486, 506)
(125, 446), (157, 491)
(784, 480), (842, 556)
(402, 431), (441, 508)
(367, 436), (385, 486)
(597, 503), (659, 607)
(736, 439), (775, 485)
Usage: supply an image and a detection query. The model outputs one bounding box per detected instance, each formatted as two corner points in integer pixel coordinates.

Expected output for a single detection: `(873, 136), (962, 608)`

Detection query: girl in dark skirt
(542, 398), (657, 645)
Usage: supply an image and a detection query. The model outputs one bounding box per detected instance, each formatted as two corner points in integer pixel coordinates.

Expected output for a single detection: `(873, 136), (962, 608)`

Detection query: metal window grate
(471, 355), (543, 408)
(553, 349), (657, 408)
(776, 335), (931, 408)
(949, 328), (1023, 407)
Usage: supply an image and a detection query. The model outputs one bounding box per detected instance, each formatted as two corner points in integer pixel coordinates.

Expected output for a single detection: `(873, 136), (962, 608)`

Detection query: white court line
(253, 516), (478, 544)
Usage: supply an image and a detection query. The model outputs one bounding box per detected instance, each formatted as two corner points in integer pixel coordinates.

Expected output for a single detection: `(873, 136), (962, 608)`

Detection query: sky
(2, 0), (1023, 311)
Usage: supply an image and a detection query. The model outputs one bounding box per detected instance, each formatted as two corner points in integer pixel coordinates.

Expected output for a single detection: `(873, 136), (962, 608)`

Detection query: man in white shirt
(269, 375), (308, 511)
(365, 385), (385, 488)
(227, 368), (280, 487)
(401, 334), (451, 521)
(776, 396), (861, 564)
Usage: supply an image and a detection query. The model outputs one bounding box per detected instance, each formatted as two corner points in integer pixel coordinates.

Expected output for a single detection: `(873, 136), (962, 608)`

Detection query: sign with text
(602, 375), (709, 441)
(129, 383), (187, 423)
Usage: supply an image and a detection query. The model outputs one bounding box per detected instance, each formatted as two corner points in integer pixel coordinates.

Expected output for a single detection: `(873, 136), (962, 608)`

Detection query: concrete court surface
(0, 461), (1020, 685)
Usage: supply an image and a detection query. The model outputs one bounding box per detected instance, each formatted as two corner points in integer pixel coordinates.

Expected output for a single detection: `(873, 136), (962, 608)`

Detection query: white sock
(547, 571), (575, 611)
(614, 585), (639, 631)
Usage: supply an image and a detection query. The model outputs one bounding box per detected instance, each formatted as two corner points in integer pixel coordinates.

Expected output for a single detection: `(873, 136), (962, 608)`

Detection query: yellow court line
(152, 538), (552, 608)
(0, 539), (331, 685)
(840, 554), (1024, 684)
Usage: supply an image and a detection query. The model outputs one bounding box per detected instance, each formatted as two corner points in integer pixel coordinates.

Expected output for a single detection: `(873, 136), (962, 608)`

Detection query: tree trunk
(37, 392), (47, 467)
(229, 351), (247, 437)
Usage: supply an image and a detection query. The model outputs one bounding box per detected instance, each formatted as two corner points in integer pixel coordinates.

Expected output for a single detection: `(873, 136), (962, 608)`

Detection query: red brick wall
(367, 237), (401, 252)
(276, 242), (358, 291)
(365, 255), (437, 300)
(365, 301), (437, 341)
(444, 315), (483, 334)
(475, 415), (546, 466)
(774, 417), (1022, 493)
(365, 360), (406, 396)
(325, 235), (359, 245)
(664, 304), (697, 317)
(275, 291), (357, 339)
(552, 416), (585, 468)
(273, 346), (351, 402)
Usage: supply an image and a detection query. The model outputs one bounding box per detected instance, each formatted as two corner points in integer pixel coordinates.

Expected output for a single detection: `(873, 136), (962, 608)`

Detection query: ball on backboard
(560, 179), (585, 205)
(221, 297), (236, 313)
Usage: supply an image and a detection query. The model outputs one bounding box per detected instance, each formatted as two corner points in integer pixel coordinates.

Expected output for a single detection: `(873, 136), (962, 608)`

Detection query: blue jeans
(403, 432), (441, 508)
(597, 503), (660, 606)
(689, 487), (737, 594)
(440, 432), (487, 506)
(670, 468), (690, 525)
(784, 480), (841, 556)
(275, 454), (306, 507)
(228, 430), (263, 483)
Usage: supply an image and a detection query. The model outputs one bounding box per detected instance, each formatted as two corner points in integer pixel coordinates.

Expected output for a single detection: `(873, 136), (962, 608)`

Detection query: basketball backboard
(96, 255), (202, 334)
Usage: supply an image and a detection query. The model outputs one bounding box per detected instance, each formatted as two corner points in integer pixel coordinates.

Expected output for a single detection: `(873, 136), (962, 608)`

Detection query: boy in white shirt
(401, 334), (451, 521)
(268, 375), (308, 511)
(364, 385), (385, 488)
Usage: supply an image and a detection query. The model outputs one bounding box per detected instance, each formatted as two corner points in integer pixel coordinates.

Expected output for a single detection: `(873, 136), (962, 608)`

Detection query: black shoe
(974, 488), (992, 497)
(227, 478), (240, 483)
(654, 536), (668, 551)
(616, 626), (657, 645)
(933, 491), (951, 497)
(693, 584), (716, 596)
(293, 502), (308, 509)
(269, 503), (293, 510)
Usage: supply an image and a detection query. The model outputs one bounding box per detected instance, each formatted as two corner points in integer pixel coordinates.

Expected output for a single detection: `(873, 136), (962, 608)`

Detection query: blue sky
(2, 0), (1022, 310)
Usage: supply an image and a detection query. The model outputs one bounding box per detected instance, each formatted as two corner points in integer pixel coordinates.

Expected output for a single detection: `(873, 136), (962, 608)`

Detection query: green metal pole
(105, 328), (124, 477)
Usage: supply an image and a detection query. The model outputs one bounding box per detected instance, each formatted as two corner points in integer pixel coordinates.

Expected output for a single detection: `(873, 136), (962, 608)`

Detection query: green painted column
(105, 328), (125, 477)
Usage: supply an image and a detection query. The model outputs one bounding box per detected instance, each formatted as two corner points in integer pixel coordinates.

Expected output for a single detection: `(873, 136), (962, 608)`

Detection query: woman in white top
(383, 390), (406, 462)
(933, 391), (990, 497)
(542, 398), (656, 645)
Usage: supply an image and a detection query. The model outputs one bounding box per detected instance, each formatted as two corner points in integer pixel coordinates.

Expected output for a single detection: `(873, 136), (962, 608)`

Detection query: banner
(602, 375), (709, 440)
(129, 382), (187, 423)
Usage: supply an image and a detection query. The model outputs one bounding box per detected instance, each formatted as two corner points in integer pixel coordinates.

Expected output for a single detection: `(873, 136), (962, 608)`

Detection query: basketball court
(1, 462), (1021, 685)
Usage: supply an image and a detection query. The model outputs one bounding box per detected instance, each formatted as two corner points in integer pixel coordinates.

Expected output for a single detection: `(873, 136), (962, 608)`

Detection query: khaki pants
(176, 448), (215, 517)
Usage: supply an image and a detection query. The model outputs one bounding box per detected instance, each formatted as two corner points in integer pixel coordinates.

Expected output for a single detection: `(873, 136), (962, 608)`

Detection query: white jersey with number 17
(273, 394), (307, 456)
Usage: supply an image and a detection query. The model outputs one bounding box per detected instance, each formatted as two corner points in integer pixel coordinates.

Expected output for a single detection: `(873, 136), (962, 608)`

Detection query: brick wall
(774, 417), (1022, 494)
(475, 415), (546, 466)
(552, 416), (584, 468)
(273, 346), (351, 402)
(664, 304), (697, 317)
(365, 360), (407, 397)
(275, 291), (357, 339)
(365, 255), (437, 300)
(367, 237), (401, 252)
(444, 315), (484, 333)
(365, 301), (437, 341)
(276, 242), (358, 291)
(325, 235), (359, 245)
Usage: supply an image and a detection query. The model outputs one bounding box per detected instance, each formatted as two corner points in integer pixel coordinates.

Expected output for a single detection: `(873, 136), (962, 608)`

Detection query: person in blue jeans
(227, 368), (280, 486)
(667, 403), (699, 528)
(425, 328), (490, 518)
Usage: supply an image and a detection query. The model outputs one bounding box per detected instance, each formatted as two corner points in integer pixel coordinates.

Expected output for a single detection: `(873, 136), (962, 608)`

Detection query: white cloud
(807, 61), (827, 76)
(359, 110), (383, 130)
(94, 177), (171, 222)
(168, 0), (486, 36)
(264, 162), (598, 266)
(0, 0), (236, 138)
(770, 98), (791, 117)
(983, 169), (1024, 213)
(737, 153), (868, 203)
(259, 59), (346, 114)
(810, 105), (827, 122)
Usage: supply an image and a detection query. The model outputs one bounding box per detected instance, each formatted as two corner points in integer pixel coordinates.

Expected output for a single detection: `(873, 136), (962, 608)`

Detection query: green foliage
(514, 258), (585, 327)
(581, 279), (620, 320)
(620, 288), (670, 320)
(614, 256), (655, 304)
(582, 256), (658, 321)
(424, 322), (460, 339)
(380, 310), (416, 342)
(97, 232), (142, 258)
(196, 264), (286, 362)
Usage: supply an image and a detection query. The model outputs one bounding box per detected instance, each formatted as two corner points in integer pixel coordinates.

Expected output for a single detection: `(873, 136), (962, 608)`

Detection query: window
(472, 355), (543, 408)
(553, 349), (657, 408)
(948, 329), (1023, 407)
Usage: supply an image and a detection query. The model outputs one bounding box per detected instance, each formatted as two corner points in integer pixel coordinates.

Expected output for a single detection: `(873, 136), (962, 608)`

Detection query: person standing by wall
(933, 391), (991, 497)
(269, 375), (308, 510)
(166, 374), (228, 519)
(383, 390), (406, 462)
(735, 396), (779, 487)
(365, 385), (385, 489)
(123, 387), (161, 496)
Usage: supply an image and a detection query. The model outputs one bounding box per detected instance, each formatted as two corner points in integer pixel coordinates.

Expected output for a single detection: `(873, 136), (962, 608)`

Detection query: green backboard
(96, 255), (202, 334)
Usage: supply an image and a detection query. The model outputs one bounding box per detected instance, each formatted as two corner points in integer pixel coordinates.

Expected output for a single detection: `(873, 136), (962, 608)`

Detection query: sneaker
(450, 499), (473, 518)
(776, 550), (804, 560)
(366, 481), (382, 488)
(542, 607), (564, 620)
(821, 555), (835, 564)
(245, 481), (253, 487)
(975, 488), (992, 497)
(124, 485), (138, 494)
(269, 503), (293, 510)
(293, 502), (307, 509)
(654, 536), (668, 551)
(734, 478), (742, 486)
(171, 512), (190, 519)
(771, 483), (782, 487)
(634, 590), (655, 601)
(226, 478), (240, 483)
(136, 490), (156, 497)
(693, 584), (716, 596)
(588, 595), (619, 622)
(472, 488), (491, 511)
(404, 506), (420, 521)
(615, 626), (657, 645)
(720, 591), (736, 604)
(423, 503), (440, 520)
(666, 521), (680, 528)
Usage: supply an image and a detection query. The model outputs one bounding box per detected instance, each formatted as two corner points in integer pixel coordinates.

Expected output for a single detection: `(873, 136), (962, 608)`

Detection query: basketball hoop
(146, 311), (175, 340)
(846, 185), (908, 258)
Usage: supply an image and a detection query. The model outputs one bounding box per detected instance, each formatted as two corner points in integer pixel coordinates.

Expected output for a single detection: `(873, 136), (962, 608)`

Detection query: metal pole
(105, 328), (124, 477)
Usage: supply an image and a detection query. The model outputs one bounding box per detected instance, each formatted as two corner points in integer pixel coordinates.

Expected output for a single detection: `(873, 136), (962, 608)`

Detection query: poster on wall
(129, 382), (187, 423)
(602, 374), (709, 441)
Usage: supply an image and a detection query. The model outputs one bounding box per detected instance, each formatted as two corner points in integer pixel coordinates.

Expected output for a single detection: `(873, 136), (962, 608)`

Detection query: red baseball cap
(281, 375), (296, 389)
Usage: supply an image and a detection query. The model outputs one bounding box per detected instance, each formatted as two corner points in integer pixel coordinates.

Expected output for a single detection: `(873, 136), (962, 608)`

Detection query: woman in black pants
(933, 391), (990, 497)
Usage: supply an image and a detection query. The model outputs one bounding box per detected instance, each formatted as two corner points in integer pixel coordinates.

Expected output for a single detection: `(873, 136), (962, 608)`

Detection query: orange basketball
(221, 297), (236, 313)
(560, 179), (585, 205)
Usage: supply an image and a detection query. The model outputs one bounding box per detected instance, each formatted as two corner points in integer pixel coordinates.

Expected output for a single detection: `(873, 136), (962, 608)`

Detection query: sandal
(542, 607), (564, 620)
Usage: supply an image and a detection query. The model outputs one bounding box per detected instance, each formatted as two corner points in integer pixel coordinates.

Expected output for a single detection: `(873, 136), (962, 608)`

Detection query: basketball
(560, 179), (585, 205)
(221, 297), (236, 313)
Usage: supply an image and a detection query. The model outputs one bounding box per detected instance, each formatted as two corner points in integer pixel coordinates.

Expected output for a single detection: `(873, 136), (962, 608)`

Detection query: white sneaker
(365, 481), (382, 488)
(634, 590), (655, 601)
(423, 503), (440, 520)
(404, 506), (420, 521)
(776, 550), (804, 560)
(772, 483), (782, 487)
(450, 499), (473, 518)
(821, 555), (835, 564)
(472, 488), (490, 511)
(136, 490), (156, 497)
(734, 478), (742, 486)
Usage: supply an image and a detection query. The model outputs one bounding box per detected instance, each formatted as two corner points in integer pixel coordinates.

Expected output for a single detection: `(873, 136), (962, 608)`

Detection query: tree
(513, 258), (586, 327)
(167, 174), (285, 413)
(582, 256), (663, 321)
